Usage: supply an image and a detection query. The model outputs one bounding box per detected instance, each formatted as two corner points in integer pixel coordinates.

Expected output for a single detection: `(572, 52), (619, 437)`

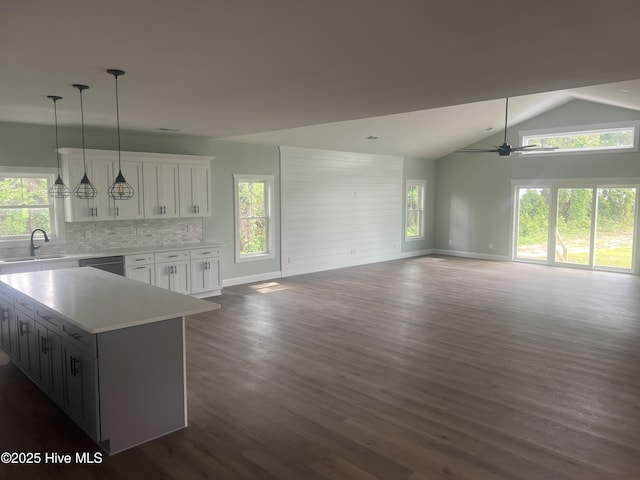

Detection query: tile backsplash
(0, 218), (203, 257)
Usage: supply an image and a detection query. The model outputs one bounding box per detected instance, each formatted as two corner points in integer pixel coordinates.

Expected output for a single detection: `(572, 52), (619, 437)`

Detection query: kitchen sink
(1, 254), (66, 262)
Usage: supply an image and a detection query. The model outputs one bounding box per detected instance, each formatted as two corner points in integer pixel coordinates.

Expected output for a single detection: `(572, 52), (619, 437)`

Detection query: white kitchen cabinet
(190, 247), (221, 297)
(155, 250), (190, 295)
(113, 160), (144, 220)
(63, 153), (115, 222)
(125, 253), (156, 286)
(179, 164), (211, 217)
(143, 162), (180, 218)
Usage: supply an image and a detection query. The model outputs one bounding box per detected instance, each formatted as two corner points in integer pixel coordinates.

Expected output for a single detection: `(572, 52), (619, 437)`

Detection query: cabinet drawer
(14, 294), (35, 316)
(60, 322), (97, 358)
(35, 307), (62, 329)
(155, 250), (189, 262)
(125, 253), (154, 266)
(190, 247), (220, 258)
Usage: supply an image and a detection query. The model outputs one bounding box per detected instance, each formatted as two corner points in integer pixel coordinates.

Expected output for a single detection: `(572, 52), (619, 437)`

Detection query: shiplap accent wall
(280, 146), (403, 276)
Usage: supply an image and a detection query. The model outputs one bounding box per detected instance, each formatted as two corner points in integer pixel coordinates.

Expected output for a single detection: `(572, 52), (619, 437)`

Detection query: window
(405, 179), (425, 241)
(234, 174), (274, 262)
(520, 123), (638, 155)
(0, 174), (58, 241)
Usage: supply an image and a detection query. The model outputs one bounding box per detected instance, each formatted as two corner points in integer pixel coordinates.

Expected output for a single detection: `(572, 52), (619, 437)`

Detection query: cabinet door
(0, 300), (15, 357)
(15, 312), (38, 378)
(63, 157), (115, 221)
(126, 264), (156, 286)
(113, 160), (144, 220)
(143, 163), (179, 218)
(63, 342), (99, 440)
(155, 261), (190, 295)
(179, 164), (211, 217)
(36, 324), (64, 406)
(92, 158), (116, 221)
(190, 258), (220, 295)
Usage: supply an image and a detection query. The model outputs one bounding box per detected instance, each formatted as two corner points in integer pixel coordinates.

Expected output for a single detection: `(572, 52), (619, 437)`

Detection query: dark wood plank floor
(2, 255), (640, 479)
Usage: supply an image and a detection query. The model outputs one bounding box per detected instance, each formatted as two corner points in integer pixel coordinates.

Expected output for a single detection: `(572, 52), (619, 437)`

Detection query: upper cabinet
(59, 149), (213, 222)
(179, 164), (211, 217)
(143, 162), (179, 219)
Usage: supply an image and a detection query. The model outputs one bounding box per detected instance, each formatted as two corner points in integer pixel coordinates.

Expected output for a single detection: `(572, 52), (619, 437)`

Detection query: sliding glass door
(594, 187), (636, 269)
(515, 183), (638, 272)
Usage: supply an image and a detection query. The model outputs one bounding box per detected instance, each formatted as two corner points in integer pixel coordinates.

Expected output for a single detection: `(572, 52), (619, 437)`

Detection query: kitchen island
(0, 267), (220, 454)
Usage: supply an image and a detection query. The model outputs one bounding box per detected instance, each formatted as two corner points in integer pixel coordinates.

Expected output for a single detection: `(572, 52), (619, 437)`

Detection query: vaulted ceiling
(3, 0), (640, 159)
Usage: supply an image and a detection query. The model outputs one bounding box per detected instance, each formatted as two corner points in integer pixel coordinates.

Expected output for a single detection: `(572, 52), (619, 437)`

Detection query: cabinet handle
(19, 321), (28, 336)
(134, 258), (146, 262)
(41, 336), (50, 354)
(168, 254), (179, 258)
(134, 266), (146, 270)
(116, 206), (120, 216)
(70, 356), (80, 377)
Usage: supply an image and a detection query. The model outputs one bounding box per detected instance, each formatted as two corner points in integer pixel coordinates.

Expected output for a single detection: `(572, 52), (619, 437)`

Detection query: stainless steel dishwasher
(79, 256), (125, 276)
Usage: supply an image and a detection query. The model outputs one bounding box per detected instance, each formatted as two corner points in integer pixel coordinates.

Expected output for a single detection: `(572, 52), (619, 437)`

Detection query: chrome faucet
(30, 228), (50, 257)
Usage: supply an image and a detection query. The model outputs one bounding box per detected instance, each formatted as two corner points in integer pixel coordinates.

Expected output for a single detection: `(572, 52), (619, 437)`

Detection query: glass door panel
(516, 187), (550, 262)
(556, 188), (593, 265)
(594, 187), (636, 269)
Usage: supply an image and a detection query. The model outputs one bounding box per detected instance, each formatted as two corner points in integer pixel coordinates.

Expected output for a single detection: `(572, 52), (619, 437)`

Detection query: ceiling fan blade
(457, 148), (500, 153)
(510, 145), (558, 152)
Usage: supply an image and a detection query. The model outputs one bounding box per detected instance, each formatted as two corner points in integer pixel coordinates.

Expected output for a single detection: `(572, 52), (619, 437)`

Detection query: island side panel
(97, 316), (186, 454)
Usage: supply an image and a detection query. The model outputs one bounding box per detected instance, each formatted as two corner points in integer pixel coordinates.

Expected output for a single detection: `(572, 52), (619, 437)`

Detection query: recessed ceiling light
(365, 135), (379, 140)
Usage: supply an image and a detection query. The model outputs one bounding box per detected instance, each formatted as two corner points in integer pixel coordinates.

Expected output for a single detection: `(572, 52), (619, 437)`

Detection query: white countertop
(0, 242), (225, 266)
(0, 267), (220, 334)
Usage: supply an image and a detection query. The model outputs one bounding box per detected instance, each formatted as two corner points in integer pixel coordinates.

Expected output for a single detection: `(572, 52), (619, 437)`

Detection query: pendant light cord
(114, 72), (122, 171)
(53, 99), (60, 167)
(79, 87), (88, 173)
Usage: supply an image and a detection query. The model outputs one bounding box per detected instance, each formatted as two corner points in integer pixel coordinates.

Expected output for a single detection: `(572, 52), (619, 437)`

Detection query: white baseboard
(400, 248), (437, 258)
(432, 249), (510, 262)
(222, 271), (282, 287)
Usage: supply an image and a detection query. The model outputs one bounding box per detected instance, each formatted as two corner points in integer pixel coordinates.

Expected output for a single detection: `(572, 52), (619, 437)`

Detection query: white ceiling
(3, 0), (640, 159)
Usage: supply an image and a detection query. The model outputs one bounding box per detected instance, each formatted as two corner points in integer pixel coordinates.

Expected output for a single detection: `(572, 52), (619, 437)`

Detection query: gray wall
(0, 121), (435, 282)
(434, 100), (640, 257)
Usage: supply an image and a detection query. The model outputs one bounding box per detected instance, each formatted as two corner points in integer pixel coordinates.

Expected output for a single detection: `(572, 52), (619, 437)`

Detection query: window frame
(405, 179), (426, 241)
(233, 174), (275, 263)
(519, 121), (640, 156)
(0, 168), (65, 246)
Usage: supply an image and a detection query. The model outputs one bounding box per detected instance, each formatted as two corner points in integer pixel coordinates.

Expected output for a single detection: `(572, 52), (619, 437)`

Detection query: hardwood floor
(1, 255), (640, 479)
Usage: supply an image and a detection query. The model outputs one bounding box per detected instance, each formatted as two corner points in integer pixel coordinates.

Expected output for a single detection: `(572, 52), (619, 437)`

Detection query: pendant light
(107, 69), (134, 200)
(72, 84), (97, 199)
(47, 95), (70, 198)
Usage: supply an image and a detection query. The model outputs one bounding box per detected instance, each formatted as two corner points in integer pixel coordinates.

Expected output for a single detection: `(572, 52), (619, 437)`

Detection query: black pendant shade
(47, 95), (70, 198)
(107, 69), (134, 200)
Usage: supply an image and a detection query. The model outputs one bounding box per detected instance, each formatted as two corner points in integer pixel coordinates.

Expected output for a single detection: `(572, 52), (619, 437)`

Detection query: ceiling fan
(458, 98), (557, 157)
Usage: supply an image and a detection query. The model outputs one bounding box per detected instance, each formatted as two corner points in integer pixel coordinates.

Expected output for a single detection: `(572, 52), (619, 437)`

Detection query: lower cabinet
(63, 341), (99, 440)
(15, 311), (39, 379)
(35, 323), (65, 406)
(125, 246), (222, 297)
(0, 296), (16, 357)
(154, 250), (190, 295)
(0, 290), (186, 455)
(190, 247), (221, 297)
